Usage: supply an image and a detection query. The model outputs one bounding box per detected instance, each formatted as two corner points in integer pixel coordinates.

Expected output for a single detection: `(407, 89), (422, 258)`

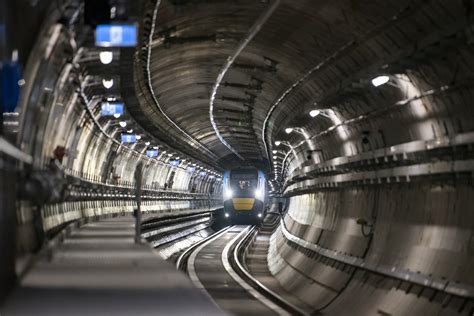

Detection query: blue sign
(1, 61), (21, 113)
(95, 24), (138, 47)
(146, 149), (158, 158)
(121, 134), (136, 143)
(101, 102), (124, 116)
(199, 171), (207, 177)
(169, 160), (180, 167)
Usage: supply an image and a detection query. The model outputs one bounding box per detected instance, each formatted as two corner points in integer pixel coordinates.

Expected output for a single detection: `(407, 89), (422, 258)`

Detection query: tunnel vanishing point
(1, 0), (474, 315)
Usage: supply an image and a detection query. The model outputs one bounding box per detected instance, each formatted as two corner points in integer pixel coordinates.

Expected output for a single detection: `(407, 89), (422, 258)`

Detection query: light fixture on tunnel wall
(102, 78), (114, 89)
(119, 121), (127, 127)
(153, 146), (158, 150)
(285, 127), (293, 134)
(371, 75), (390, 87)
(275, 141), (281, 146)
(309, 109), (321, 117)
(272, 150), (277, 154)
(135, 135), (141, 140)
(99, 51), (113, 64)
(273, 155), (277, 159)
(145, 141), (150, 146)
(127, 129), (133, 133)
(113, 113), (121, 118)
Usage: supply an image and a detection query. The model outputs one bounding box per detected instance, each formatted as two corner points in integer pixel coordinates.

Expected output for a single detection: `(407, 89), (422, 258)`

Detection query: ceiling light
(272, 150), (277, 154)
(107, 97), (116, 101)
(135, 135), (141, 140)
(99, 51), (113, 64)
(102, 78), (114, 89)
(145, 142), (150, 146)
(309, 109), (321, 117)
(285, 128), (293, 134)
(275, 141), (281, 146)
(371, 75), (390, 87)
(167, 153), (173, 157)
(273, 155), (277, 159)
(113, 113), (121, 118)
(119, 121), (127, 127)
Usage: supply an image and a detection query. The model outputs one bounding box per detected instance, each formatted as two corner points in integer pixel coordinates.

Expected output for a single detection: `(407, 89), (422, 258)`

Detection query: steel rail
(176, 225), (231, 271)
(231, 226), (308, 315)
(221, 226), (289, 315)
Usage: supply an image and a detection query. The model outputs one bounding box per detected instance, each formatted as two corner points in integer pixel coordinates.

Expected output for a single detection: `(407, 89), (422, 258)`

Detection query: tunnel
(1, 0), (474, 315)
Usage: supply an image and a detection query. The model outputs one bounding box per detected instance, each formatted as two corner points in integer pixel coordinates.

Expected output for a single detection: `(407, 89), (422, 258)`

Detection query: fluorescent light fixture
(167, 153), (173, 157)
(101, 102), (124, 116)
(127, 129), (133, 133)
(272, 150), (277, 154)
(145, 142), (150, 146)
(102, 78), (114, 89)
(371, 75), (390, 87)
(99, 51), (113, 64)
(119, 121), (127, 127)
(135, 135), (141, 140)
(121, 134), (136, 143)
(285, 128), (293, 134)
(146, 149), (158, 157)
(113, 113), (121, 118)
(95, 24), (138, 47)
(273, 155), (277, 159)
(169, 160), (180, 166)
(275, 141), (281, 146)
(309, 109), (321, 117)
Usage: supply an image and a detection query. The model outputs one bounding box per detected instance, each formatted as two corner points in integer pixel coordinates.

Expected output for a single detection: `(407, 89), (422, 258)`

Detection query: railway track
(177, 225), (307, 315)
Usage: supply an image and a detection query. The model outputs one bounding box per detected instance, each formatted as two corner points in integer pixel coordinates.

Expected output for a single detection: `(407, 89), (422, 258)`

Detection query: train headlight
(224, 189), (233, 199)
(254, 189), (264, 200)
(257, 213), (262, 218)
(225, 213), (230, 218)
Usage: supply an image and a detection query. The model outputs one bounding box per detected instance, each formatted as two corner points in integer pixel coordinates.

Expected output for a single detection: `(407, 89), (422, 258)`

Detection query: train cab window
(230, 170), (258, 197)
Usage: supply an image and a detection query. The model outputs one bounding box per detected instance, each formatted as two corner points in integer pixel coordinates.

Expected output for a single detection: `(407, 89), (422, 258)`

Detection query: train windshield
(230, 170), (257, 197)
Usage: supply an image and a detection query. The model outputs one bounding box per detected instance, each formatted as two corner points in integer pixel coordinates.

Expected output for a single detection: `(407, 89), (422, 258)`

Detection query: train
(222, 167), (266, 224)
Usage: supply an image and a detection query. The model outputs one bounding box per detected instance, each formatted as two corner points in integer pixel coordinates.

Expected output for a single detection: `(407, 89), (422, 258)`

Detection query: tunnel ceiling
(123, 0), (468, 172)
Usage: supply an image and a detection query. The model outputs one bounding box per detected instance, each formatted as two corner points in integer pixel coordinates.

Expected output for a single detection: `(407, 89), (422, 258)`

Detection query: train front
(223, 168), (265, 224)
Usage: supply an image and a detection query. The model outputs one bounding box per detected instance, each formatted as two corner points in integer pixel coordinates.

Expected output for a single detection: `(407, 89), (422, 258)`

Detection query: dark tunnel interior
(1, 0), (474, 315)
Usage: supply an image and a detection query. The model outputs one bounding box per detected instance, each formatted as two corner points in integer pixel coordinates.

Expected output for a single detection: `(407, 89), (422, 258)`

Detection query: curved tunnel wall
(264, 1), (474, 315)
(14, 3), (222, 255)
